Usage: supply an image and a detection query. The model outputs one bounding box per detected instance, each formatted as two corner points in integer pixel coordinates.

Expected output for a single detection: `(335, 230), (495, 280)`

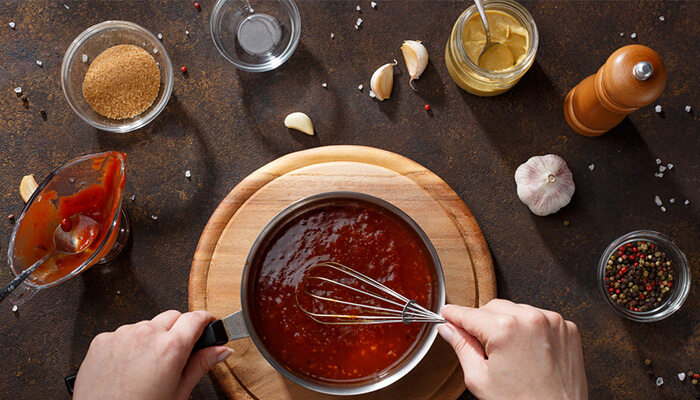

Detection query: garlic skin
(514, 155), (575, 216)
(401, 40), (428, 90)
(19, 174), (38, 203)
(284, 112), (314, 135)
(370, 60), (397, 101)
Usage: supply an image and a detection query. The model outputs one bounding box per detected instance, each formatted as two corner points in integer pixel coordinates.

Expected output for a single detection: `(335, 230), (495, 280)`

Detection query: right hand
(438, 299), (588, 400)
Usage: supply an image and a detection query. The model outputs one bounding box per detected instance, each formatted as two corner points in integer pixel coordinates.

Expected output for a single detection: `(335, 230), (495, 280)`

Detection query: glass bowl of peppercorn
(598, 230), (690, 322)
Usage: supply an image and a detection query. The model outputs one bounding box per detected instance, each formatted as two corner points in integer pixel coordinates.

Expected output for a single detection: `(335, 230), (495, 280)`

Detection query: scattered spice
(686, 105), (692, 113)
(667, 163), (673, 170)
(678, 372), (686, 381)
(321, 82), (327, 88)
(694, 373), (699, 379)
(659, 16), (665, 21)
(655, 377), (663, 387)
(645, 358), (652, 366)
(185, 30), (190, 37)
(654, 105), (662, 113)
(81, 54), (88, 63)
(669, 198), (675, 204)
(588, 164), (595, 171)
(180, 66), (187, 73)
(656, 158), (662, 165)
(660, 206), (666, 212)
(14, 87), (22, 95)
(11, 305), (18, 312)
(563, 220), (570, 227)
(40, 109), (47, 120)
(185, 170), (191, 179)
(692, 378), (698, 385)
(358, 84), (363, 91)
(82, 44), (160, 119)
(157, 33), (163, 40)
(8, 214), (15, 221)
(619, 32), (624, 37)
(151, 215), (158, 220)
(36, 60), (43, 67)
(355, 17), (363, 29)
(684, 200), (690, 205)
(630, 33), (637, 39)
(424, 104), (431, 111)
(371, 1), (377, 9)
(129, 194), (135, 201)
(64, 4), (69, 9)
(194, 2), (200, 10)
(604, 241), (676, 312)
(330, 33), (335, 39)
(356, 5), (361, 11)
(9, 21), (16, 29)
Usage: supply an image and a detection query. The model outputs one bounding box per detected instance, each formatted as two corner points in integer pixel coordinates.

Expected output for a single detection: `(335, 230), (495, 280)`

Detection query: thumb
(438, 323), (487, 381)
(177, 346), (233, 399)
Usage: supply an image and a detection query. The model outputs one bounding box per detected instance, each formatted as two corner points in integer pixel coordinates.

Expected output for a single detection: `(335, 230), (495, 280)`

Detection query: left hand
(73, 310), (233, 400)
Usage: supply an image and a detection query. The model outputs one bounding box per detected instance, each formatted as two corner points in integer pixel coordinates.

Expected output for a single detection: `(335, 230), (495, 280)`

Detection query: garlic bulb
(401, 40), (428, 90)
(514, 155), (575, 216)
(284, 112), (314, 135)
(370, 60), (397, 101)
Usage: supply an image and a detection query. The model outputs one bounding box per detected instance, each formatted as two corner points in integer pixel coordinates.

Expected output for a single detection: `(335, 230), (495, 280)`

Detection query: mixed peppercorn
(604, 241), (674, 312)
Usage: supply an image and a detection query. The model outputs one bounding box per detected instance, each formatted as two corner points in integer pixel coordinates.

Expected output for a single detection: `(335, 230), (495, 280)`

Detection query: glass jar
(445, 0), (538, 96)
(597, 231), (690, 322)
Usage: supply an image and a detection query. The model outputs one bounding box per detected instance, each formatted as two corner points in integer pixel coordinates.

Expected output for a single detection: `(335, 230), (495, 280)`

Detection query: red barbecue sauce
(252, 202), (435, 382)
(13, 152), (126, 284)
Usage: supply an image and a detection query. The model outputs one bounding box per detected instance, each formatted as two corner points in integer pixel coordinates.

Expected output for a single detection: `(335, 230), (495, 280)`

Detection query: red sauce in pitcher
(12, 152), (126, 284)
(252, 201), (435, 382)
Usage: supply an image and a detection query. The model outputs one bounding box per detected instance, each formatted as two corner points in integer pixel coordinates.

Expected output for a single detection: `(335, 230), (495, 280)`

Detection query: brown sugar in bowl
(82, 45), (161, 120)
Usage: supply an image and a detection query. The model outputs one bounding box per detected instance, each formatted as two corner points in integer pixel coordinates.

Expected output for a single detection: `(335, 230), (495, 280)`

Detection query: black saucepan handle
(192, 319), (228, 352)
(64, 374), (76, 395)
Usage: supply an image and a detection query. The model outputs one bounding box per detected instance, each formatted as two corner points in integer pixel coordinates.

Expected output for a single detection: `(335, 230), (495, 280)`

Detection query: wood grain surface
(188, 145), (496, 399)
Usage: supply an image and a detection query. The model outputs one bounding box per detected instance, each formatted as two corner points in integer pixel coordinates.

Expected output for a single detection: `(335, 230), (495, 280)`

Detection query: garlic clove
(370, 60), (397, 101)
(284, 112), (315, 135)
(514, 154), (575, 216)
(401, 40), (428, 91)
(20, 174), (38, 203)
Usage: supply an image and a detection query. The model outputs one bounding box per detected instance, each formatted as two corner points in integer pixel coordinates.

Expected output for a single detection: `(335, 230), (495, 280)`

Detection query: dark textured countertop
(0, 1), (697, 399)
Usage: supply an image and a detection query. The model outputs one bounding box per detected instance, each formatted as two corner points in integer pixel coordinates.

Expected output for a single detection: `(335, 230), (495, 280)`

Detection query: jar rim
(452, 0), (539, 80)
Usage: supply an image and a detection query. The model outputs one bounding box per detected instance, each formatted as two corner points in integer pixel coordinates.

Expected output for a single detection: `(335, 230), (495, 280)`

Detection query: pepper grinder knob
(564, 45), (666, 137)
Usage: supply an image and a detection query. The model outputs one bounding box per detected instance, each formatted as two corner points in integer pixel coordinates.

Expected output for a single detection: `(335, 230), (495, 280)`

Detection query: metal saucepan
(67, 192), (446, 396)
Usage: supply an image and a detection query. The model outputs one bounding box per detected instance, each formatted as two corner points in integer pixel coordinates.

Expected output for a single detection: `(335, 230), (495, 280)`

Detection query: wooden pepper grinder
(564, 45), (666, 137)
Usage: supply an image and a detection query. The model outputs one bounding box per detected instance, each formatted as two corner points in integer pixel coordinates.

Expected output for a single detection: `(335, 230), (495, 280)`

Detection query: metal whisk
(295, 262), (445, 325)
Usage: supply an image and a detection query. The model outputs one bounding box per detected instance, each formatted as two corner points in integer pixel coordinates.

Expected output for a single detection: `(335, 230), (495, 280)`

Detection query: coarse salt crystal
(185, 170), (191, 179)
(630, 33), (637, 39)
(588, 164), (595, 171)
(654, 172), (664, 178)
(659, 16), (665, 21)
(685, 105), (692, 113)
(321, 82), (327, 88)
(14, 87), (22, 94)
(153, 48), (158, 54)
(64, 4), (69, 9)
(655, 158), (662, 164)
(656, 377), (663, 386)
(11, 305), (18, 312)
(356, 5), (361, 11)
(619, 32), (624, 36)
(371, 1), (377, 8)
(117, 290), (121, 295)
(369, 90), (376, 98)
(678, 372), (686, 381)
(157, 33), (163, 40)
(151, 215), (158, 220)
(654, 105), (662, 113)
(330, 33), (335, 39)
(81, 54), (88, 63)
(667, 163), (673, 169)
(654, 196), (662, 206)
(659, 165), (666, 172)
(660, 206), (666, 212)
(9, 22), (15, 29)
(356, 17), (363, 26)
(185, 30), (190, 36)
(36, 60), (43, 67)
(358, 84), (363, 91)
(130, 195), (136, 201)
(669, 198), (675, 203)
(684, 200), (690, 205)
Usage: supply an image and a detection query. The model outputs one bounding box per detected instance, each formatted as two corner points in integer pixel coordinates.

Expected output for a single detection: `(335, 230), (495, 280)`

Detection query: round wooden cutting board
(189, 145), (496, 400)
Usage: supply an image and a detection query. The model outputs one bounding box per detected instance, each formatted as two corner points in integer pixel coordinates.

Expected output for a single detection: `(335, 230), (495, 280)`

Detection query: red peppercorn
(194, 2), (200, 10)
(633, 262), (638, 266)
(666, 281), (672, 287)
(619, 246), (625, 252)
(620, 267), (627, 273)
(650, 243), (655, 249)
(618, 251), (623, 257)
(626, 243), (632, 248)
(180, 66), (187, 73)
(646, 285), (653, 291)
(693, 373), (699, 379)
(615, 289), (620, 294)
(608, 288), (613, 293)
(634, 308), (639, 312)
(60, 217), (72, 232)
(424, 104), (430, 111)
(632, 247), (638, 252)
(7, 214), (14, 221)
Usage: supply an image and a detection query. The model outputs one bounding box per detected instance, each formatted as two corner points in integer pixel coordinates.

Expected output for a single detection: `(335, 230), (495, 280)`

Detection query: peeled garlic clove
(370, 60), (397, 101)
(514, 155), (575, 216)
(284, 112), (314, 135)
(401, 40), (428, 90)
(20, 174), (38, 203)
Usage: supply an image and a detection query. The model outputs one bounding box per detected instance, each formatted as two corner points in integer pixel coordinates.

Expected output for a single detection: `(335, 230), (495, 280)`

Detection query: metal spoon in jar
(0, 214), (99, 303)
(473, 0), (514, 70)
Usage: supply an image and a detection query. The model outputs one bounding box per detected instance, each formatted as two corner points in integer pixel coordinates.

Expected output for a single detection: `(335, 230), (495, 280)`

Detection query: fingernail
(437, 324), (453, 342)
(216, 348), (234, 363)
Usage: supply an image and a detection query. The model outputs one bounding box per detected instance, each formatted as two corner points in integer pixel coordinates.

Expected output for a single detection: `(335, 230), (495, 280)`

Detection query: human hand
(73, 310), (233, 400)
(438, 299), (588, 400)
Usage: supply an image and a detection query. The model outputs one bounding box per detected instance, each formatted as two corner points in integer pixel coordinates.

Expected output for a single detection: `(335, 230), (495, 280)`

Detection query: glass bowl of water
(210, 0), (301, 72)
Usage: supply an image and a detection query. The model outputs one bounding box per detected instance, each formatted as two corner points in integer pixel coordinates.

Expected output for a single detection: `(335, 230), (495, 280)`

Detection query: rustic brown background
(0, 1), (697, 399)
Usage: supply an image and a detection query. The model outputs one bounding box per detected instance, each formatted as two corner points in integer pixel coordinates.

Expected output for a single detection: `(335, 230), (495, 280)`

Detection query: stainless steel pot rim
(239, 191), (446, 395)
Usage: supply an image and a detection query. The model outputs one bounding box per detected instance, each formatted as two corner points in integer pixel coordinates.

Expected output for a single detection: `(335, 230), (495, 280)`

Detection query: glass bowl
(210, 0), (301, 72)
(597, 230), (690, 322)
(61, 21), (173, 133)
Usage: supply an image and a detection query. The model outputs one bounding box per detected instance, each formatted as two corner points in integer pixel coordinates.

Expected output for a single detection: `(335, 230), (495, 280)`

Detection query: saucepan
(68, 192), (445, 396)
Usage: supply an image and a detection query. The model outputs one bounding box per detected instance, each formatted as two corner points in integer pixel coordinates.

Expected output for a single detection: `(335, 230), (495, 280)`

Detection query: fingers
(151, 310), (182, 330)
(176, 346), (233, 400)
(169, 311), (216, 352)
(440, 304), (500, 343)
(438, 323), (487, 384)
